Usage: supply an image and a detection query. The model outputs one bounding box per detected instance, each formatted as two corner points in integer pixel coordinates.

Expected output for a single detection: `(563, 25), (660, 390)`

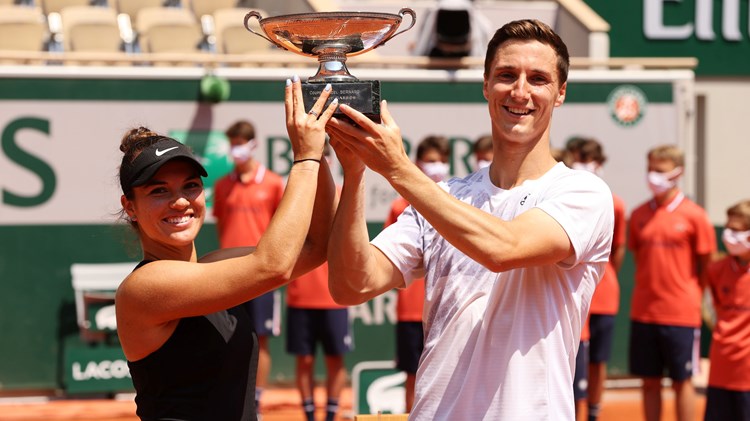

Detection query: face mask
(571, 161), (603, 177)
(477, 160), (491, 170)
(647, 167), (682, 195)
(230, 140), (257, 164)
(418, 161), (449, 182)
(722, 228), (750, 256)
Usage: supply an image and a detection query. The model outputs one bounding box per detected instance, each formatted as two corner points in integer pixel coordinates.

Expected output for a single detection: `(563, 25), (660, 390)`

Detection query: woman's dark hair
(118, 126), (162, 199)
(117, 127), (161, 229)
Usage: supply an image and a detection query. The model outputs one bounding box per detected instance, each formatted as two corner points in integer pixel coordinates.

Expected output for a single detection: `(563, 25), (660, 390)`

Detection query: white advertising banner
(0, 67), (694, 226)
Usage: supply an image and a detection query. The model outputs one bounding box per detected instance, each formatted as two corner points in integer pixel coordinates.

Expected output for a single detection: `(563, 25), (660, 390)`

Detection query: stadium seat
(136, 6), (203, 53)
(60, 6), (122, 52)
(184, 0), (235, 20)
(115, 0), (166, 26)
(0, 5), (47, 53)
(212, 7), (274, 55)
(40, 0), (106, 15)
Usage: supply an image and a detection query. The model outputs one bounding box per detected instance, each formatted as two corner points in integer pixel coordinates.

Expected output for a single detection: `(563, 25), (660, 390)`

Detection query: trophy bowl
(245, 8), (416, 122)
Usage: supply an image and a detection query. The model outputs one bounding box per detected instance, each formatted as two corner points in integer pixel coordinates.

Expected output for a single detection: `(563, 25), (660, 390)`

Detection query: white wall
(696, 79), (750, 224)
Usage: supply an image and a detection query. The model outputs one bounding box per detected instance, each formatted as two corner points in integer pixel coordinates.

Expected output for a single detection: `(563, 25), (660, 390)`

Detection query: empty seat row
(0, 5), (47, 52)
(0, 0), (244, 20)
(0, 4), (272, 57)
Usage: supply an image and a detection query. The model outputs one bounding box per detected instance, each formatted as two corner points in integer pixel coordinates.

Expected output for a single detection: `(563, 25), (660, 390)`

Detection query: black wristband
(293, 158), (321, 165)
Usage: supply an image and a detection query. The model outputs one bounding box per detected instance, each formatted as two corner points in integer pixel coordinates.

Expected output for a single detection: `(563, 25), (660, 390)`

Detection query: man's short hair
(565, 137), (586, 154)
(578, 138), (606, 165)
(483, 19), (570, 86)
(416, 135), (450, 160)
(225, 120), (255, 141)
(551, 148), (573, 167)
(727, 200), (750, 229)
(473, 134), (493, 154)
(648, 145), (684, 167)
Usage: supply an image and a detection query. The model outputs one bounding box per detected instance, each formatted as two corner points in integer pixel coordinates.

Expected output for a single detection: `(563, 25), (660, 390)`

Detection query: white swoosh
(155, 146), (179, 156)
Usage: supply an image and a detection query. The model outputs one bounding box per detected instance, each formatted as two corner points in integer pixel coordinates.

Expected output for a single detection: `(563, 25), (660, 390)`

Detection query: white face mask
(477, 160), (491, 170)
(722, 228), (750, 257)
(418, 161), (450, 182)
(230, 140), (257, 164)
(647, 167), (682, 195)
(571, 161), (603, 177)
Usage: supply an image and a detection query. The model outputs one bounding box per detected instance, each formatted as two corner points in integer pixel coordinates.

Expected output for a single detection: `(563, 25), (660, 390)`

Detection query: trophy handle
(244, 11), (277, 46)
(384, 8), (416, 43)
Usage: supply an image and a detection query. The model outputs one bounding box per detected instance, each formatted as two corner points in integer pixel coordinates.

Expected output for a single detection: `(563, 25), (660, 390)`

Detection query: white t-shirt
(372, 163), (614, 420)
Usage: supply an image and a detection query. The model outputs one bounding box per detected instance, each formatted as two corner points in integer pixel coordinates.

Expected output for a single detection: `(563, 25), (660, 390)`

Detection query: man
(384, 135), (451, 412)
(628, 145), (716, 421)
(212, 120), (284, 417)
(325, 19), (614, 420)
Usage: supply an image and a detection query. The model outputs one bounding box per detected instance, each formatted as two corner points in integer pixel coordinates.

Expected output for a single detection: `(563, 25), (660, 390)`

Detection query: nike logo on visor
(155, 146), (179, 156)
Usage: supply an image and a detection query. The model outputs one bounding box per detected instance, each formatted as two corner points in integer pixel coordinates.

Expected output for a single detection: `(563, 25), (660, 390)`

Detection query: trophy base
(302, 80), (381, 123)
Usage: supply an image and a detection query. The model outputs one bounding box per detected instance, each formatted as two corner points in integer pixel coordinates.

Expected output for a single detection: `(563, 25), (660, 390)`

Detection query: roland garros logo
(607, 85), (647, 127)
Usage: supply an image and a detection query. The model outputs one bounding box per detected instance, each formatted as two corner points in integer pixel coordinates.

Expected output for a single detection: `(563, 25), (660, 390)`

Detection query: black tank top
(126, 261), (258, 421)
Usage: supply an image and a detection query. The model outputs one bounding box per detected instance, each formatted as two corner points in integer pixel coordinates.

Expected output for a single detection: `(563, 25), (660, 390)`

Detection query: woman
(115, 78), (338, 421)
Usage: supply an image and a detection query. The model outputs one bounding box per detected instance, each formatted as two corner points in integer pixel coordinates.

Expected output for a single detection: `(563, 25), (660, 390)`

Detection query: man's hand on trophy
(285, 75), (339, 161)
(326, 124), (366, 177)
(327, 100), (411, 178)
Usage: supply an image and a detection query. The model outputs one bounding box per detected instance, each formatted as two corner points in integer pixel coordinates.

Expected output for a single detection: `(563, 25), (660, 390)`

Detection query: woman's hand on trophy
(328, 99), (411, 178)
(284, 75), (338, 161)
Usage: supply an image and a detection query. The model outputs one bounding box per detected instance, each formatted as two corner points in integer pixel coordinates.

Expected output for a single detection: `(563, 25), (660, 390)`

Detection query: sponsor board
(63, 339), (132, 394)
(352, 361), (407, 416)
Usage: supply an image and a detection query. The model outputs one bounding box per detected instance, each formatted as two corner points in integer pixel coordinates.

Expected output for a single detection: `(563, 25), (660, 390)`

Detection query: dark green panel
(0, 224), (136, 390)
(0, 78), (673, 103)
(584, 0), (750, 76)
(0, 223), (218, 391)
(565, 82), (672, 103)
(380, 81), (483, 103)
(0, 79), (204, 101)
(366, 222), (384, 241)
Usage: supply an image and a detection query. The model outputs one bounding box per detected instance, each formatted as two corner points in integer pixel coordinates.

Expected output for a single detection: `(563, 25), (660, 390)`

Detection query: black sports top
(126, 261), (259, 421)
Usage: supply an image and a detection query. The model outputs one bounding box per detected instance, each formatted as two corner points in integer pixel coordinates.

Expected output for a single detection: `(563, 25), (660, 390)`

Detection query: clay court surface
(0, 386), (706, 421)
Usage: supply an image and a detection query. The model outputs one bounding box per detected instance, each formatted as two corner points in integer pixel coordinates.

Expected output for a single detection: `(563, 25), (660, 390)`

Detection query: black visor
(120, 137), (207, 193)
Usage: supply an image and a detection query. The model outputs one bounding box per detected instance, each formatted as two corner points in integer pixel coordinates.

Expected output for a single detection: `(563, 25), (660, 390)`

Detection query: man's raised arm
(326, 132), (404, 306)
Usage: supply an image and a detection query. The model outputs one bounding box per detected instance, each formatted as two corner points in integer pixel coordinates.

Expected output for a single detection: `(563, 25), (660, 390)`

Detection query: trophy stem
(309, 51), (357, 82)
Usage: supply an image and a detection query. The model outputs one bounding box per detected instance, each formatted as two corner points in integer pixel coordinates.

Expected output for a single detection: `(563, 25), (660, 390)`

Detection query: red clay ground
(0, 386), (706, 421)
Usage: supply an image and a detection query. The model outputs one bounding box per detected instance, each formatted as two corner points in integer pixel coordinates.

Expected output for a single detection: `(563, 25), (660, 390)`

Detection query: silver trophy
(244, 8), (416, 122)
